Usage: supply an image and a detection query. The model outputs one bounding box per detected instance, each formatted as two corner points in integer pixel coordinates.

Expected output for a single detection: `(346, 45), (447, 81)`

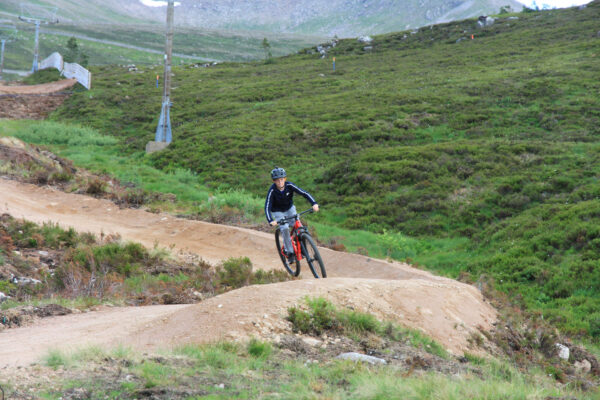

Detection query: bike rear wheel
(301, 233), (327, 278)
(275, 229), (300, 277)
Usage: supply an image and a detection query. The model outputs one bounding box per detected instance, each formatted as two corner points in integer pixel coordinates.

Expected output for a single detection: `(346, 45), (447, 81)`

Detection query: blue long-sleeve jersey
(264, 181), (317, 223)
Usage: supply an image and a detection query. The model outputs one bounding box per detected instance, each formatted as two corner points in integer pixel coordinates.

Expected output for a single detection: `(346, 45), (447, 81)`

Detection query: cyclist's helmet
(271, 167), (286, 179)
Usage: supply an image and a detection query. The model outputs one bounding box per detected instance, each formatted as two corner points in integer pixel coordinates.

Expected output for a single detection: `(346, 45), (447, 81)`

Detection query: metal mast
(155, 0), (174, 143)
(0, 24), (17, 81)
(19, 3), (58, 73)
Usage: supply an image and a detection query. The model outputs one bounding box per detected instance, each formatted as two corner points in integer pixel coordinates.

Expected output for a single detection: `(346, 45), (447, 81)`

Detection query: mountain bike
(274, 209), (326, 278)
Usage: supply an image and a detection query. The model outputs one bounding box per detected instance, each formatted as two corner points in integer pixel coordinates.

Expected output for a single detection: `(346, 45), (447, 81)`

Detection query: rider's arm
(288, 182), (317, 206)
(265, 187), (276, 224)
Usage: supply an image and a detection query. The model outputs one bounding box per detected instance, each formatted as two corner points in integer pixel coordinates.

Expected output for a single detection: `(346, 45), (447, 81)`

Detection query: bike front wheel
(275, 229), (300, 277)
(301, 233), (327, 278)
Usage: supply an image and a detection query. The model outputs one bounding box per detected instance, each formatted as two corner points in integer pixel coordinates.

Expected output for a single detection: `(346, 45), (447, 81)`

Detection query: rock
(477, 16), (495, 28)
(578, 4), (586, 9)
(556, 343), (570, 360)
(357, 35), (373, 43)
(14, 277), (41, 285)
(507, 16), (519, 20)
(574, 359), (592, 374)
(336, 352), (387, 365)
(456, 37), (467, 43)
(38, 250), (49, 257)
(363, 46), (373, 51)
(0, 292), (9, 301)
(302, 337), (322, 347)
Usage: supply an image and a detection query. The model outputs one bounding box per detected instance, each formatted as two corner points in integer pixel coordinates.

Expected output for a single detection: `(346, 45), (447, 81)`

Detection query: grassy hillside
(0, 0), (524, 36)
(50, 3), (600, 339)
(0, 22), (320, 70)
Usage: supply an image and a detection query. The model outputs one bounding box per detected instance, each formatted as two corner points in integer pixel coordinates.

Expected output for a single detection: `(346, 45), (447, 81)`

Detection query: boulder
(477, 16), (495, 28)
(574, 359), (592, 374)
(556, 343), (570, 360)
(357, 35), (373, 43)
(336, 352), (387, 365)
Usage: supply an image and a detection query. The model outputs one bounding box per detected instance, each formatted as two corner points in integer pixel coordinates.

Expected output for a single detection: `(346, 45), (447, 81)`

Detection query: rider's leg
(273, 206), (296, 255)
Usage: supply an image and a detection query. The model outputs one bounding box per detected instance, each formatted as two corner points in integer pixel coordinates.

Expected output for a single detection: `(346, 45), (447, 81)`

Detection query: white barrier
(62, 62), (91, 90)
(39, 52), (63, 71)
(39, 52), (92, 90)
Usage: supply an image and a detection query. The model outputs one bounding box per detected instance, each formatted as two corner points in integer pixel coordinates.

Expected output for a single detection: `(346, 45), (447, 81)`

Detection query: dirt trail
(0, 178), (497, 366)
(0, 79), (77, 95)
(0, 79), (77, 119)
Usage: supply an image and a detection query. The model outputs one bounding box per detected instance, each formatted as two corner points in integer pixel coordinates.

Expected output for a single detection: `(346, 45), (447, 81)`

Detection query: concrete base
(146, 141), (170, 154)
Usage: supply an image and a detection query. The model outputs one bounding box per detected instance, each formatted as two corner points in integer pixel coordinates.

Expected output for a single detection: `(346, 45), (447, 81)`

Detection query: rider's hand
(313, 204), (319, 212)
(270, 221), (278, 226)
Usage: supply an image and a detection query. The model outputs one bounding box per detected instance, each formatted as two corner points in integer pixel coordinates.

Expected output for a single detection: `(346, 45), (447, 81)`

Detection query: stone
(357, 35), (373, 43)
(336, 352), (387, 365)
(145, 141), (170, 154)
(363, 46), (373, 51)
(574, 359), (592, 374)
(556, 343), (570, 360)
(477, 16), (495, 28)
(302, 337), (322, 347)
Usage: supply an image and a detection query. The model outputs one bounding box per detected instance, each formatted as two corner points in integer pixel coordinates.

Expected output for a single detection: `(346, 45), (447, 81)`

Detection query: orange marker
(471, 34), (474, 39)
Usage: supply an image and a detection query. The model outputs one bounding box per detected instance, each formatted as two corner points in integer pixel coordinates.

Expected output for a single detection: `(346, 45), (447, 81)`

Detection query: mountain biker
(265, 167), (319, 262)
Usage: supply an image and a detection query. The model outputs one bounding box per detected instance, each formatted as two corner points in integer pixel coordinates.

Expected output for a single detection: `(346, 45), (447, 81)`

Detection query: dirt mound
(0, 79), (77, 119)
(0, 278), (495, 368)
(0, 136), (76, 182)
(125, 278), (496, 356)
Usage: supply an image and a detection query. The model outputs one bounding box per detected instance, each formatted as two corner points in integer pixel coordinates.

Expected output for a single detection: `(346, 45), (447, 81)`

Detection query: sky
(139, 0), (180, 6)
(518, 0), (593, 7)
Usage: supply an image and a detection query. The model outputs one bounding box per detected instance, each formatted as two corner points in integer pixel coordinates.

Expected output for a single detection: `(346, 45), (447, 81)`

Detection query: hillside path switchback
(0, 178), (497, 366)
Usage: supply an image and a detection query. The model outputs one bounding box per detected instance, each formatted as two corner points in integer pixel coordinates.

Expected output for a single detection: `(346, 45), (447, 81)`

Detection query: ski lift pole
(31, 19), (40, 73)
(155, 0), (174, 143)
(0, 40), (5, 80)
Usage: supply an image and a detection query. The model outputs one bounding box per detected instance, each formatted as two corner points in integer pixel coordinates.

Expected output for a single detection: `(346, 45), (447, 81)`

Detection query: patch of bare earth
(0, 79), (77, 119)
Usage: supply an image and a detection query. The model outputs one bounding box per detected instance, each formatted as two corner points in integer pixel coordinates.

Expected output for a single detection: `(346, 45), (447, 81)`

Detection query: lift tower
(19, 3), (58, 73)
(0, 23), (17, 80)
(155, 0), (174, 144)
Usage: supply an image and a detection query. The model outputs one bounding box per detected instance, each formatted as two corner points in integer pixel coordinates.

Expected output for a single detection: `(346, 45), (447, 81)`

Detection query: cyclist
(265, 167), (319, 262)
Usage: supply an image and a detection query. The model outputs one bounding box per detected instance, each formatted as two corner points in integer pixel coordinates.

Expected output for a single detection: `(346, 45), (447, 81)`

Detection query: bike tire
(275, 229), (300, 277)
(301, 233), (327, 278)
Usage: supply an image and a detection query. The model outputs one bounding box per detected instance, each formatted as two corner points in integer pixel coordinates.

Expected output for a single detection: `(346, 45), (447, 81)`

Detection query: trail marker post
(19, 3), (58, 73)
(333, 57), (335, 72)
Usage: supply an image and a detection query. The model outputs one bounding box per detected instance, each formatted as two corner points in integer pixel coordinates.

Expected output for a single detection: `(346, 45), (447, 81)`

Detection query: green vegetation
(0, 20), (321, 70)
(0, 214), (289, 305)
(9, 340), (592, 399)
(21, 69), (63, 85)
(42, 4), (600, 340)
(288, 297), (448, 358)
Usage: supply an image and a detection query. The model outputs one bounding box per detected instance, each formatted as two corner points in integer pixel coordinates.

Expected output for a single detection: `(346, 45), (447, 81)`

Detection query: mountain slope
(2, 0), (524, 36)
(50, 3), (600, 339)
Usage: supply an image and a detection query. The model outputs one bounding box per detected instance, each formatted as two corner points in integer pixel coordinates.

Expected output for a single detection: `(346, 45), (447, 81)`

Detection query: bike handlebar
(276, 208), (314, 225)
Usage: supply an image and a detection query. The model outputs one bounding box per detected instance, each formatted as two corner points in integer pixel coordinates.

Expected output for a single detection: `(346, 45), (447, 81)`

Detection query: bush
(247, 338), (272, 358)
(217, 257), (253, 289)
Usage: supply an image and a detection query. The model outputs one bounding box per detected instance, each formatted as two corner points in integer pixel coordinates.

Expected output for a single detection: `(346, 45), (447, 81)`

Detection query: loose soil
(0, 79), (77, 119)
(0, 178), (497, 370)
